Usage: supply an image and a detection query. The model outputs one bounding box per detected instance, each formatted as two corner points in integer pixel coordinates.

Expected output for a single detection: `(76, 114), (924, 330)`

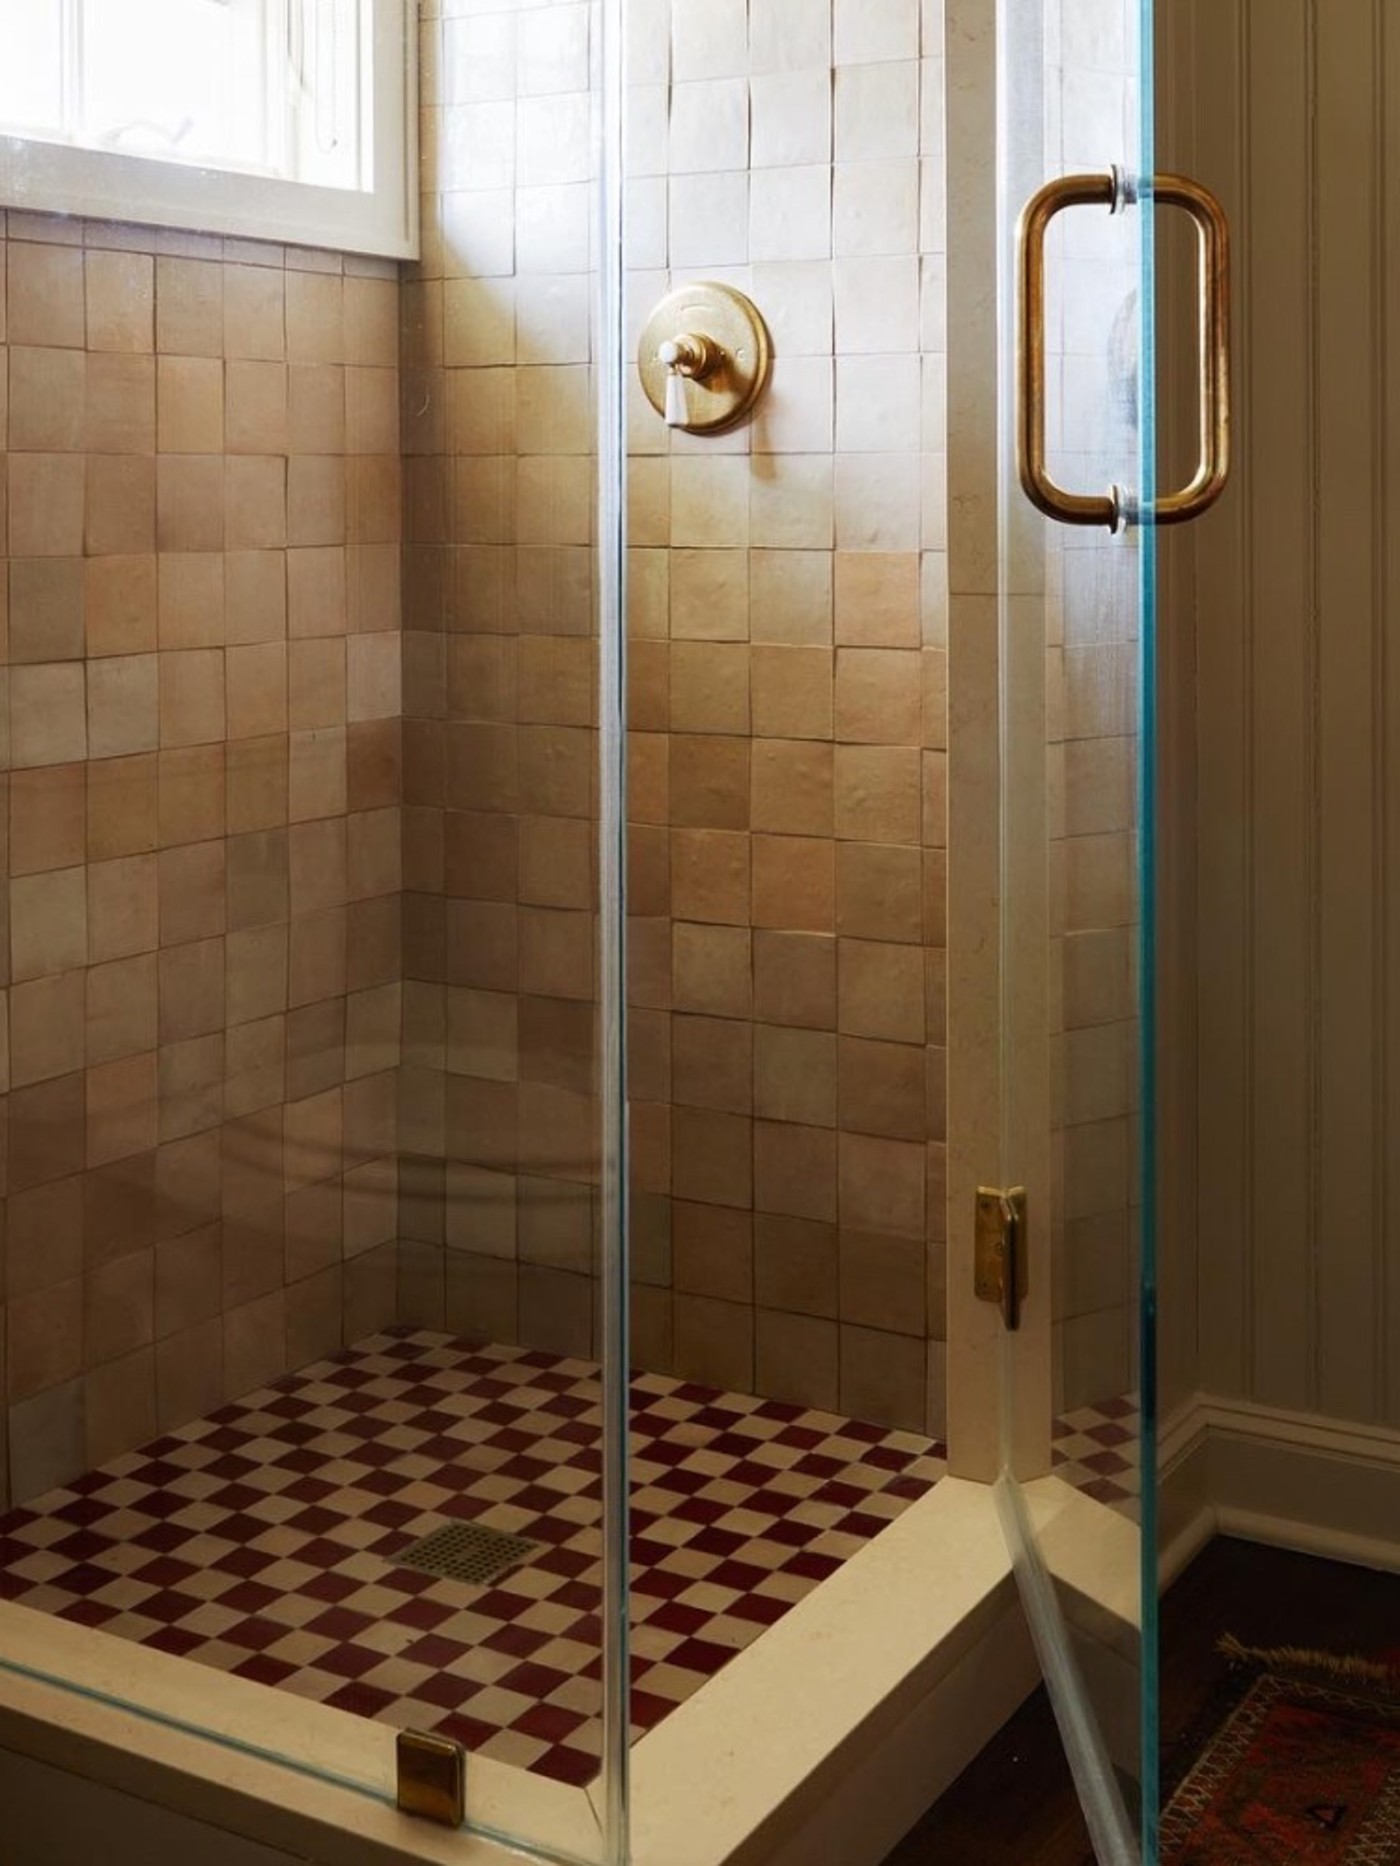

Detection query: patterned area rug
(1162, 1642), (1400, 1862)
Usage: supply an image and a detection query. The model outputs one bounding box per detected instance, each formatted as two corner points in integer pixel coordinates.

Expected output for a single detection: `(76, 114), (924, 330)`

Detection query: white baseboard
(1158, 1392), (1400, 1579)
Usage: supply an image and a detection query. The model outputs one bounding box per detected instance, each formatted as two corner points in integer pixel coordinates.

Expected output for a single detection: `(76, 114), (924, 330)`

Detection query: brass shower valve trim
(637, 280), (773, 435)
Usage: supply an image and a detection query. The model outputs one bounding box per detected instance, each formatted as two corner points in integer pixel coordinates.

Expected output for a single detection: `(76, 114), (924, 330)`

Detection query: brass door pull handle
(1017, 169), (1231, 530)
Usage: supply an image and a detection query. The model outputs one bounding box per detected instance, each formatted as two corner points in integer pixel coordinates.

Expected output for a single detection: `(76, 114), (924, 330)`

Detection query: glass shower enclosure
(0, 1), (1235, 1863)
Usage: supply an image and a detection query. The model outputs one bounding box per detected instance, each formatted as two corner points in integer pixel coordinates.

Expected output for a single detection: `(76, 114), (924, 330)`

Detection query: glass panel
(996, 0), (1156, 1858)
(618, 0), (951, 1809)
(0, 2), (628, 1860)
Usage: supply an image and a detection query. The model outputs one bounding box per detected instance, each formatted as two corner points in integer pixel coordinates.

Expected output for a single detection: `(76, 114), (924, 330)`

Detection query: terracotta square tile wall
(397, 0), (603, 1371)
(0, 211), (403, 1506)
(400, 0), (950, 1437)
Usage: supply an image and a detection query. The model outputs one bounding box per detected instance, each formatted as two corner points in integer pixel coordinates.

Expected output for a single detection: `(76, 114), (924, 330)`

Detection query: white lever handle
(656, 333), (718, 429)
(664, 369), (688, 428)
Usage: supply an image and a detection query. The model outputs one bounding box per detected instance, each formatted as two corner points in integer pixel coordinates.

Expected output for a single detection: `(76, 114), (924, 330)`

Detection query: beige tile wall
(400, 0), (950, 1437)
(396, 0), (605, 1370)
(0, 212), (404, 1506)
(0, 2), (960, 1500)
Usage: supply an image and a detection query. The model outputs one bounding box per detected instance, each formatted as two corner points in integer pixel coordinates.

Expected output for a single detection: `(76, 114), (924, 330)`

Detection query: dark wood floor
(882, 1536), (1400, 1864)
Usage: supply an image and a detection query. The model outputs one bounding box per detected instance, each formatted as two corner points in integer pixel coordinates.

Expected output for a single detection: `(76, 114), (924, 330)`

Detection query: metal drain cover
(396, 1521), (543, 1588)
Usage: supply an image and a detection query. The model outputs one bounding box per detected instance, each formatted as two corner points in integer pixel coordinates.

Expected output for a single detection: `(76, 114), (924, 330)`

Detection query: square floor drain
(396, 1521), (544, 1587)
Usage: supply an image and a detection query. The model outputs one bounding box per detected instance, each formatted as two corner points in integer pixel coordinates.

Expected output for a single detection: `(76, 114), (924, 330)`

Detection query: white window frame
(0, 0), (417, 259)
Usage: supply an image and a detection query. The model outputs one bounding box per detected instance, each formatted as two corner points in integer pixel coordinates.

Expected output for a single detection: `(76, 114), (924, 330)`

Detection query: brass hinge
(397, 1729), (466, 1828)
(974, 1187), (1029, 1331)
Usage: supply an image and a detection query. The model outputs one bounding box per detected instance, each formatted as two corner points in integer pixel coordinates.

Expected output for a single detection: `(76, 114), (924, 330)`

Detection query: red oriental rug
(1161, 1641), (1400, 1862)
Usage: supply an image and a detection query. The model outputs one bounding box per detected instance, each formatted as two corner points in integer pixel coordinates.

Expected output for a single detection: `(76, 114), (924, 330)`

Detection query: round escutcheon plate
(637, 280), (773, 435)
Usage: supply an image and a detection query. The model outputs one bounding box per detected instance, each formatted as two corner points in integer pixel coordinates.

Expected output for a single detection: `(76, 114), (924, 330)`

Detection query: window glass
(0, 0), (365, 192)
(79, 0), (272, 173)
(0, 0), (413, 261)
(0, 0), (65, 138)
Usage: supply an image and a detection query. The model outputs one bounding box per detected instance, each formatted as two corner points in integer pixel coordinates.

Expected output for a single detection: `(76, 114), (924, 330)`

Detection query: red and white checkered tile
(0, 1330), (947, 1785)
(1052, 1394), (1140, 1517)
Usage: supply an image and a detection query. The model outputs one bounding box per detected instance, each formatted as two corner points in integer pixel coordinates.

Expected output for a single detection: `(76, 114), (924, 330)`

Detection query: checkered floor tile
(1052, 1395), (1141, 1518)
(0, 1330), (947, 1786)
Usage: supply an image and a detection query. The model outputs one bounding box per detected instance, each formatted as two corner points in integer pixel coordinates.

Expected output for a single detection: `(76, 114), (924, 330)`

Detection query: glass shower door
(995, 0), (1156, 1839)
(992, 0), (1220, 1856)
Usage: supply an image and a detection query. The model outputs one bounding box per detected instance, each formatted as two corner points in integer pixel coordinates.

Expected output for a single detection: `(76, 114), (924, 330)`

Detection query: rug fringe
(1217, 1633), (1400, 1687)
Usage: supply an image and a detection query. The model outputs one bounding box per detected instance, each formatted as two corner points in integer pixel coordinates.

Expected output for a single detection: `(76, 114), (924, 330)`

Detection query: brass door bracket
(975, 1187), (1029, 1331)
(397, 1729), (466, 1828)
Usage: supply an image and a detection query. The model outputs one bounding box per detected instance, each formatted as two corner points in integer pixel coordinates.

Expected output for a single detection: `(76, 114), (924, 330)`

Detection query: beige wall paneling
(1385, 0), (1400, 1425)
(1234, 1), (1316, 1416)
(1162, 0), (1400, 1452)
(1154, 0), (1201, 1422)
(1314, 2), (1381, 1423)
(1179, 0), (1252, 1405)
